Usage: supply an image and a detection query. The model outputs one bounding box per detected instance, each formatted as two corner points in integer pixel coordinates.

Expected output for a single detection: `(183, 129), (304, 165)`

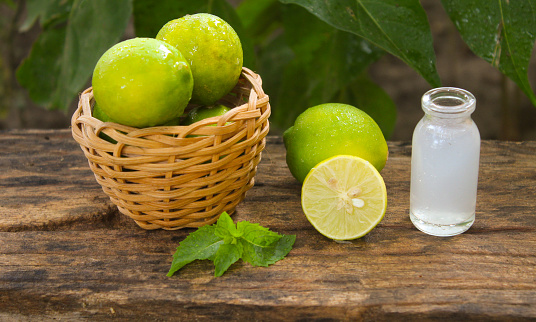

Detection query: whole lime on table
(301, 155), (387, 240)
(284, 103), (388, 183)
(92, 37), (193, 128)
(182, 104), (232, 126)
(156, 13), (243, 105)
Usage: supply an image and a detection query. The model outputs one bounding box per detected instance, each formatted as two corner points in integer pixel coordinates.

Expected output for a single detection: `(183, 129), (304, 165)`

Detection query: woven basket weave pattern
(71, 68), (270, 230)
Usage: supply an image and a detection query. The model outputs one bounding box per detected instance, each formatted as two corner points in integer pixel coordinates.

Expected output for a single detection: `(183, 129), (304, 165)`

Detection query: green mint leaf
(167, 225), (224, 277)
(214, 212), (241, 240)
(237, 221), (283, 246)
(167, 212), (296, 277)
(240, 234), (296, 267)
(214, 243), (243, 277)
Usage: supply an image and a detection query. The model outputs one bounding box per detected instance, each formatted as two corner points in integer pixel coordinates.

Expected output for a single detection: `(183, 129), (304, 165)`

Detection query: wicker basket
(71, 67), (270, 230)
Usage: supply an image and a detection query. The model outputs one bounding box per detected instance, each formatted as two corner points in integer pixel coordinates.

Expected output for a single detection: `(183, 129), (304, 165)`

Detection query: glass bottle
(410, 87), (480, 237)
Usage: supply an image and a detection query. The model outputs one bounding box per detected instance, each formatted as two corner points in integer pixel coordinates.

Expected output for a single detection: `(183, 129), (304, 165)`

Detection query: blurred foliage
(0, 0), (15, 118)
(16, 0), (132, 111)
(2, 0), (536, 137)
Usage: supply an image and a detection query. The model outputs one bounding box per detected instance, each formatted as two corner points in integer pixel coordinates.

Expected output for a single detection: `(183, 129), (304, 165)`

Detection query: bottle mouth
(422, 87), (476, 117)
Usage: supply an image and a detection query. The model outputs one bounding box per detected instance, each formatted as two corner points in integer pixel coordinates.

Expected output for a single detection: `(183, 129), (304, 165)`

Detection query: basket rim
(71, 67), (268, 135)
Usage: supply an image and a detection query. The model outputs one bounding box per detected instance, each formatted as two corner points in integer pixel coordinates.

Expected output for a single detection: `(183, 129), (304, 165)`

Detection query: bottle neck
(422, 87), (476, 119)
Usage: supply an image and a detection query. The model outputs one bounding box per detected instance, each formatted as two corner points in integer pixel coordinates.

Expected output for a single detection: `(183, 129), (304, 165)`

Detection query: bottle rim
(422, 87), (476, 118)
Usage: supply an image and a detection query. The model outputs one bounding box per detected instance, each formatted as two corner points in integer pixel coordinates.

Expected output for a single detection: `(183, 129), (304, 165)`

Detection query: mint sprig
(167, 212), (296, 277)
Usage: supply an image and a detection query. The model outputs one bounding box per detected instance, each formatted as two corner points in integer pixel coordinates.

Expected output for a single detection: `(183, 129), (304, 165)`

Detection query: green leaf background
(16, 0), (132, 110)
(280, 0), (442, 87)
(11, 0), (536, 137)
(19, 0), (73, 32)
(441, 0), (536, 107)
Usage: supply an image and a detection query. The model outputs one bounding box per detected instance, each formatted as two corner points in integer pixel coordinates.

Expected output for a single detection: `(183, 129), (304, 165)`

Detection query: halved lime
(301, 155), (387, 240)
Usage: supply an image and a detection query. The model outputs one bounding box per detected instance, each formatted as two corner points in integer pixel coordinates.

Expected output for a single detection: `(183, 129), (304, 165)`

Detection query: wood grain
(1, 130), (535, 320)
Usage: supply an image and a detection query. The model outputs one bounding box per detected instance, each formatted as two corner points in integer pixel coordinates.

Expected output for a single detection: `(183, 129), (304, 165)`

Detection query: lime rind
(301, 155), (387, 240)
(92, 38), (193, 128)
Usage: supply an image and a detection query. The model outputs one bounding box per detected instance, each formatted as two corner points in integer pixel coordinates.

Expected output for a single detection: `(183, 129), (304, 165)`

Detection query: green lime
(92, 103), (117, 143)
(156, 13), (243, 105)
(92, 103), (114, 122)
(92, 37), (193, 128)
(162, 117), (181, 126)
(284, 103), (388, 183)
(301, 155), (387, 240)
(182, 104), (232, 125)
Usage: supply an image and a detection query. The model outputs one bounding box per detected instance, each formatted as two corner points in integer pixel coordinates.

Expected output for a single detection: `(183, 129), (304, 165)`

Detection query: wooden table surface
(1, 129), (535, 320)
